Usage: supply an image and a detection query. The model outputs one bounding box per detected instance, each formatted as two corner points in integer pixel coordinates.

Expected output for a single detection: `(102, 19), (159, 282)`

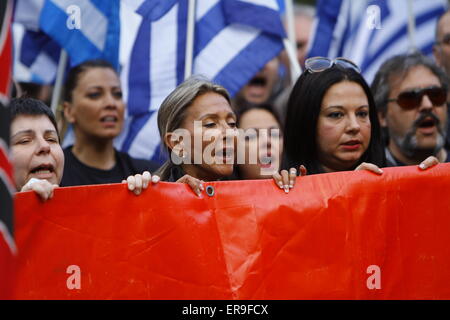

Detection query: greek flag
(117, 0), (286, 162)
(14, 0), (120, 70)
(308, 0), (448, 84)
(12, 26), (60, 84)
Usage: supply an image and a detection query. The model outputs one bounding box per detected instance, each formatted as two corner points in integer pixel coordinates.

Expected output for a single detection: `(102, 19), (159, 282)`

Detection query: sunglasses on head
(388, 86), (447, 110)
(305, 57), (361, 73)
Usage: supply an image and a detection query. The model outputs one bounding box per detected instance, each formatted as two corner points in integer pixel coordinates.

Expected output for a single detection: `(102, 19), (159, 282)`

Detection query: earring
(179, 149), (188, 159)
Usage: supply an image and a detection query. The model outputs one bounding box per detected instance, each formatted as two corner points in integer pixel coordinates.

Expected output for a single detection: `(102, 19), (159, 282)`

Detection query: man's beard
(389, 112), (447, 159)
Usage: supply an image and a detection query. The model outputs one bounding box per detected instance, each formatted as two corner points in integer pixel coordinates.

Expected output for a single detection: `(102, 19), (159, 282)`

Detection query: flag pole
(184, 0), (196, 79)
(50, 49), (68, 115)
(284, 0), (301, 84)
(406, 0), (416, 51)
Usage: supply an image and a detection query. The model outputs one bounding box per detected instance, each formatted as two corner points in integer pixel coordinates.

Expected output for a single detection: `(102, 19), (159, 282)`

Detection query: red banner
(13, 164), (450, 299)
(0, 1), (15, 294)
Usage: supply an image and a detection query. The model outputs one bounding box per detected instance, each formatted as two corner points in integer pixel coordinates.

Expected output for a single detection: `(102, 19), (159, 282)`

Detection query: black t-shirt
(165, 164), (236, 182)
(61, 147), (160, 187)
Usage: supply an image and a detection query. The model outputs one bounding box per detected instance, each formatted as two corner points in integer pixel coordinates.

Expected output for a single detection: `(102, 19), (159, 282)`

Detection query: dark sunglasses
(388, 86), (447, 110)
(305, 56), (361, 73)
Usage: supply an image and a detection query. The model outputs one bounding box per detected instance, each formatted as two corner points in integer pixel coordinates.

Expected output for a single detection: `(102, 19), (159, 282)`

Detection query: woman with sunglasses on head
(273, 57), (438, 191)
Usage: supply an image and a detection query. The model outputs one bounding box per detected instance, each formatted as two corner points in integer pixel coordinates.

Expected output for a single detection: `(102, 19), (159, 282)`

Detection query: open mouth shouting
(100, 115), (119, 127)
(245, 74), (269, 102)
(416, 116), (438, 135)
(29, 163), (55, 180)
(210, 146), (235, 164)
(219, 147), (234, 163)
(249, 76), (267, 87)
(259, 152), (274, 168)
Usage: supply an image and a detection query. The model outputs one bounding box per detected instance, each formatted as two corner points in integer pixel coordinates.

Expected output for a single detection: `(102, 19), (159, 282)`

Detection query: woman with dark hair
(235, 103), (286, 180)
(10, 97), (64, 201)
(284, 57), (385, 174)
(61, 59), (159, 187)
(130, 75), (306, 195)
(274, 57), (436, 191)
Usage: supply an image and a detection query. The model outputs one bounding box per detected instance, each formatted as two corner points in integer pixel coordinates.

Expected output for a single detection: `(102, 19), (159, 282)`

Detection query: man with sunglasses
(433, 9), (450, 148)
(372, 52), (449, 167)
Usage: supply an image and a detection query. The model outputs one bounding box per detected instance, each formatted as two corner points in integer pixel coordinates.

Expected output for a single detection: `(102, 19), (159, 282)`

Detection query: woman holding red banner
(127, 76), (290, 195)
(273, 57), (439, 191)
(10, 98), (64, 201)
(126, 76), (310, 195)
(127, 77), (298, 195)
(148, 76), (238, 196)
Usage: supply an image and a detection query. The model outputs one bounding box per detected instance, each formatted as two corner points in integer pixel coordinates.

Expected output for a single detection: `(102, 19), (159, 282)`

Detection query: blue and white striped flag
(14, 0), (120, 69)
(117, 0), (286, 163)
(308, 0), (448, 84)
(12, 25), (60, 84)
(13, 0), (121, 151)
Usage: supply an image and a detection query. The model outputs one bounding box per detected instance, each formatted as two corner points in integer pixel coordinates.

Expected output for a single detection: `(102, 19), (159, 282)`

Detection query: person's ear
(165, 132), (182, 154)
(433, 45), (442, 67)
(378, 110), (387, 128)
(63, 101), (75, 124)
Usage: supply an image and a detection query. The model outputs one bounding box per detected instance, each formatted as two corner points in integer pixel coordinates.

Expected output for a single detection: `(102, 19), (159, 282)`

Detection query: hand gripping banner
(13, 164), (450, 299)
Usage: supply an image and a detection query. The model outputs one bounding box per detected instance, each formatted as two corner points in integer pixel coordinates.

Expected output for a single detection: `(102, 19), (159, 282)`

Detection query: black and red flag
(0, 0), (16, 300)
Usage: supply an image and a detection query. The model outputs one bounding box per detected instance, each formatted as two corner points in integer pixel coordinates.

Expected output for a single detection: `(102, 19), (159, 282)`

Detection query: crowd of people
(9, 7), (450, 201)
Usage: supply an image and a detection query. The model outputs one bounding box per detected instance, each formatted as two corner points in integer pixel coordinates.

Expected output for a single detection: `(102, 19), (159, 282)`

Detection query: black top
(166, 165), (186, 182)
(61, 146), (160, 187)
(165, 164), (237, 182)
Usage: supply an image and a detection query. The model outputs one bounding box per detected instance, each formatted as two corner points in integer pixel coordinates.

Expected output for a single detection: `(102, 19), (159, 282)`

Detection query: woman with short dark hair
(10, 97), (64, 201)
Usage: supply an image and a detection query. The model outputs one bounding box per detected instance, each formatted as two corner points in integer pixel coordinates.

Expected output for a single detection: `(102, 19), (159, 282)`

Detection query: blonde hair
(155, 75), (231, 180)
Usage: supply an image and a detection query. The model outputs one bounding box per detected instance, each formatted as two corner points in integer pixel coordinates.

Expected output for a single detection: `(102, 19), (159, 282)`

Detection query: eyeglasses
(388, 86), (447, 110)
(305, 57), (361, 73)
